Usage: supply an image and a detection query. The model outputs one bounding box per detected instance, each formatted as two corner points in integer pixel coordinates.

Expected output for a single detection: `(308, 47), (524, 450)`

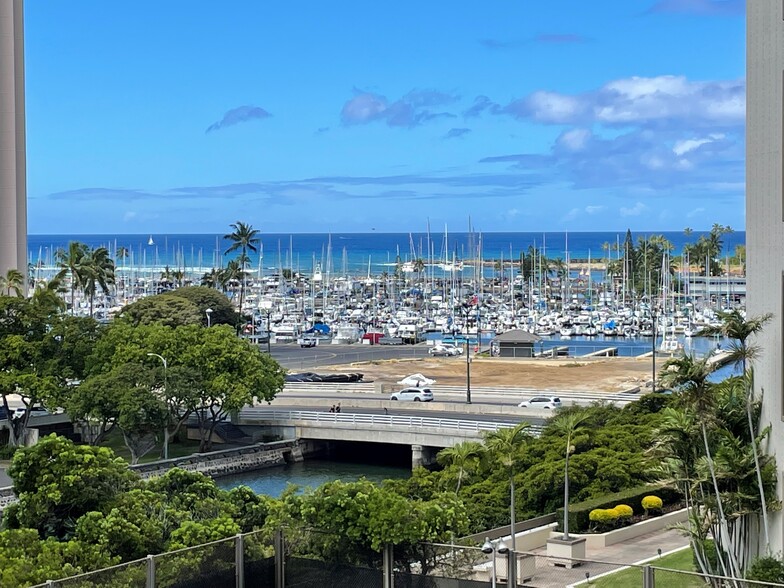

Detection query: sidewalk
(519, 528), (689, 587)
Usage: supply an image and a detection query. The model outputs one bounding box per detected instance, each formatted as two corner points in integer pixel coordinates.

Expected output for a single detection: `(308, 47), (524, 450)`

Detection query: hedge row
(555, 485), (682, 534)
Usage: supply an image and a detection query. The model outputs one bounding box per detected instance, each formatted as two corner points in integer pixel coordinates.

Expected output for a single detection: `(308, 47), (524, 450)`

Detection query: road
(270, 343), (432, 369)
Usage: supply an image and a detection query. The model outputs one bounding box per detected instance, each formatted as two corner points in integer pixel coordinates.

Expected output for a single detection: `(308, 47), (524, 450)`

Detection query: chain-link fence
(283, 527), (383, 588)
(29, 531), (784, 588)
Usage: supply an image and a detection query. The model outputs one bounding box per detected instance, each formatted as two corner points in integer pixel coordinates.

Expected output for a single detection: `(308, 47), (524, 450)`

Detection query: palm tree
(485, 422), (530, 559)
(702, 310), (774, 546)
(82, 247), (116, 317)
(224, 221), (260, 313)
(437, 441), (484, 494)
(201, 268), (222, 290)
(660, 354), (740, 579)
(55, 241), (89, 314)
(30, 276), (67, 314)
(550, 411), (590, 540)
(0, 268), (24, 297)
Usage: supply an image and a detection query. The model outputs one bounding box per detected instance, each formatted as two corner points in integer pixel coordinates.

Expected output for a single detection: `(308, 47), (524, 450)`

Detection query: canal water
(215, 459), (410, 497)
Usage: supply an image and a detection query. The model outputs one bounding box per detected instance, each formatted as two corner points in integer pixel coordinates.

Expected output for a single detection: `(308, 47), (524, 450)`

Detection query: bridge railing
(240, 408), (544, 435)
(282, 382), (641, 403)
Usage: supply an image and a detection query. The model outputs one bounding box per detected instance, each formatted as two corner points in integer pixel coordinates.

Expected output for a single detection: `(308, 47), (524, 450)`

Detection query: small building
(492, 330), (541, 358)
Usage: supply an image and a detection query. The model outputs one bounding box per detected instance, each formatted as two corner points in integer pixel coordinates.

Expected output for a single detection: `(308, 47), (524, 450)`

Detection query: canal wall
(132, 439), (305, 479)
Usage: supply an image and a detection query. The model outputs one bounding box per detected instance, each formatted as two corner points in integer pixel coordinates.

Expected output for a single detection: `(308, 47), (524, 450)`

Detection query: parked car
(518, 396), (562, 410)
(13, 406), (50, 420)
(429, 344), (459, 357)
(390, 387), (434, 402)
(297, 336), (318, 348)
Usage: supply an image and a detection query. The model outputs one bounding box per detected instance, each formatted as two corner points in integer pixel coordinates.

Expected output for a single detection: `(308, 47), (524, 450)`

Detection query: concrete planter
(546, 537), (586, 568)
(560, 507), (689, 550)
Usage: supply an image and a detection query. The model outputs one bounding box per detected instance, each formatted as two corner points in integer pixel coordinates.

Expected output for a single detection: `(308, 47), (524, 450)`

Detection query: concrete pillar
(0, 0), (27, 286)
(411, 444), (424, 470)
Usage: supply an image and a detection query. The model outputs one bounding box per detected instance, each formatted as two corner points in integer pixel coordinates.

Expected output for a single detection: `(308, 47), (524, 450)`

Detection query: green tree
(5, 435), (137, 538)
(484, 423), (530, 555)
(119, 294), (202, 328)
(81, 246), (115, 318)
(437, 441), (484, 494)
(224, 221), (260, 314)
(0, 269), (24, 297)
(702, 310), (774, 545)
(0, 529), (118, 587)
(660, 354), (740, 578)
(164, 285), (238, 327)
(550, 411), (590, 540)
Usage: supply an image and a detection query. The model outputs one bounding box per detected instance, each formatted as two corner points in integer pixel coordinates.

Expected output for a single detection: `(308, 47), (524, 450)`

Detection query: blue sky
(25, 0), (745, 234)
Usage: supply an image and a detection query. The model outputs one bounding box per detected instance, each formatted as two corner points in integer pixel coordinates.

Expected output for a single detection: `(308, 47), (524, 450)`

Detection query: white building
(747, 0), (784, 555)
(0, 0), (27, 284)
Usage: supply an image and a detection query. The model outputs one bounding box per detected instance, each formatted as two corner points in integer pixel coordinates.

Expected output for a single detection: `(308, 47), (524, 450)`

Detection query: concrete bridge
(238, 408), (542, 468)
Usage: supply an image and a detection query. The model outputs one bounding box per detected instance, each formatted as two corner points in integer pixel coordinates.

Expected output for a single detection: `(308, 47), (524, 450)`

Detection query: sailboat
(148, 235), (155, 246)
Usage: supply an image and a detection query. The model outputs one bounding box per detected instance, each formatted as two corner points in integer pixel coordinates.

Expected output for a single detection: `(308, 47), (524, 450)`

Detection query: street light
(481, 537), (509, 588)
(146, 353), (169, 459)
(460, 304), (472, 404)
(205, 307), (213, 328)
(651, 306), (657, 393)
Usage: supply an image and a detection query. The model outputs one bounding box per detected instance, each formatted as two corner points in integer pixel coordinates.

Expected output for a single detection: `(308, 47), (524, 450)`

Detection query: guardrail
(282, 382), (641, 403)
(240, 408), (544, 436)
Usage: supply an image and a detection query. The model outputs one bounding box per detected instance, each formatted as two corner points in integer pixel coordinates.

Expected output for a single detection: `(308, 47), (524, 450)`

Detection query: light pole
(651, 307), (656, 393)
(462, 304), (472, 404)
(481, 537), (509, 588)
(205, 307), (213, 328)
(146, 353), (169, 459)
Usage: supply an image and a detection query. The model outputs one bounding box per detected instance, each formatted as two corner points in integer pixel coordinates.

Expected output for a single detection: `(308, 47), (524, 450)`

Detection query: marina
(25, 231), (747, 366)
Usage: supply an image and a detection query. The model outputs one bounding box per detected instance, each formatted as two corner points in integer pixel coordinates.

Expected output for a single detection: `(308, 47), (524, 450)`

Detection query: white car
(13, 406), (50, 420)
(429, 345), (460, 357)
(390, 387), (434, 402)
(518, 396), (562, 410)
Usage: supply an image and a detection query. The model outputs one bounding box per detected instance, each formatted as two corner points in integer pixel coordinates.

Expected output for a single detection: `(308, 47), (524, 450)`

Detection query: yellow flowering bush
(642, 495), (663, 514)
(589, 508), (619, 528)
(614, 504), (633, 519)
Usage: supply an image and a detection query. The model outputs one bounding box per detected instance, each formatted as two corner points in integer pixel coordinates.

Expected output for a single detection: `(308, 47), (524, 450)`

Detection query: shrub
(614, 504), (633, 519)
(588, 508), (619, 530)
(589, 509), (618, 524)
(746, 556), (784, 583)
(556, 485), (681, 534)
(642, 495), (663, 514)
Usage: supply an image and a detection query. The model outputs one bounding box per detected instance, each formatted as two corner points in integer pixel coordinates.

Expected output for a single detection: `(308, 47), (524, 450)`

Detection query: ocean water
(27, 231), (746, 276)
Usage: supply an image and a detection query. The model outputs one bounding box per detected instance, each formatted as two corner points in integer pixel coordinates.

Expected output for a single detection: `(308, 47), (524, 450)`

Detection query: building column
(0, 0), (27, 287)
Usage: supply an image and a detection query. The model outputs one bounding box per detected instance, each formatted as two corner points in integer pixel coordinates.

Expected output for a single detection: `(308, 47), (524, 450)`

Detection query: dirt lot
(324, 356), (655, 393)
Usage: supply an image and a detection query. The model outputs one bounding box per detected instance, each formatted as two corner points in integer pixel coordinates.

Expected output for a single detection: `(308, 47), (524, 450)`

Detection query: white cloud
(557, 128), (591, 152)
(561, 207), (580, 221)
(673, 133), (726, 156)
(584, 205), (605, 214)
(501, 75), (744, 129)
(123, 211), (137, 221)
(686, 207), (706, 218)
(620, 202), (647, 217)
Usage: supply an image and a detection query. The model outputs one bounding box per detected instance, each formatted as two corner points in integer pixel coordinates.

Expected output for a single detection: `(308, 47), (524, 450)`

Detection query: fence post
(274, 529), (285, 588)
(382, 543), (394, 588)
(235, 533), (245, 588)
(642, 565), (654, 588)
(146, 555), (155, 588)
(507, 550), (517, 588)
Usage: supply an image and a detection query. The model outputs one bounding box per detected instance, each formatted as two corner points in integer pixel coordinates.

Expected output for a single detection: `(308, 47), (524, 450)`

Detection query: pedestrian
(336, 403), (341, 413)
(329, 405), (335, 413)
(383, 407), (388, 415)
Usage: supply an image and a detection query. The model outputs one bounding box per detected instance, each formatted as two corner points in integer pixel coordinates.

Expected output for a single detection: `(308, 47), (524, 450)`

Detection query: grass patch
(588, 548), (702, 587)
(99, 430), (202, 464)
